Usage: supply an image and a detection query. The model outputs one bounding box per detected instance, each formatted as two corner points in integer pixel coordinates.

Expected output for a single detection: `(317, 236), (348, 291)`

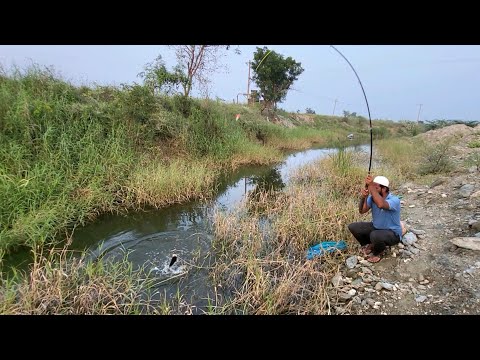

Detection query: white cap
(373, 176), (389, 187)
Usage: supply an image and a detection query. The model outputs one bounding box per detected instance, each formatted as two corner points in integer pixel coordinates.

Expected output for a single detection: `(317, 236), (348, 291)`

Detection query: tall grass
(0, 67), (144, 254)
(127, 157), (218, 208)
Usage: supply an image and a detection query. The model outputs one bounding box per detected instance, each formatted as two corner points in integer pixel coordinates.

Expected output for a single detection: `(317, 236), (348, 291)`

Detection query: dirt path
(333, 124), (480, 315)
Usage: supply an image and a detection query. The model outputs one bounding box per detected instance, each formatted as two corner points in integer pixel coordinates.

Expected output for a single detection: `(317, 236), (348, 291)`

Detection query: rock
(352, 296), (362, 304)
(338, 292), (354, 301)
(346, 268), (360, 278)
(361, 266), (373, 275)
(338, 289), (357, 301)
(459, 184), (475, 197)
(470, 222), (480, 232)
(449, 237), (480, 251)
(402, 232), (417, 245)
(449, 245), (458, 252)
(331, 273), (343, 287)
(359, 260), (373, 266)
(412, 242), (425, 250)
(366, 298), (376, 306)
(380, 282), (395, 291)
(346, 256), (358, 269)
(400, 249), (413, 257)
(409, 247), (420, 255)
(430, 178), (445, 188)
(410, 228), (426, 236)
(415, 295), (427, 303)
(351, 278), (363, 286)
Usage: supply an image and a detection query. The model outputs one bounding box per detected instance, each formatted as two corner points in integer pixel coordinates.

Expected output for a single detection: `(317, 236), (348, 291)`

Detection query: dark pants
(348, 222), (400, 256)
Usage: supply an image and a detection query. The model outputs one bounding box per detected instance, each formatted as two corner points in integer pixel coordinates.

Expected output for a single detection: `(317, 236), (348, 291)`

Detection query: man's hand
(368, 181), (379, 194)
(361, 188), (369, 198)
(365, 174), (373, 187)
(358, 185), (370, 214)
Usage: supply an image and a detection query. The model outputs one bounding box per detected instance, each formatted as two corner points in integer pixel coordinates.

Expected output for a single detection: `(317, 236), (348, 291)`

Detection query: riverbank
(0, 67), (402, 258)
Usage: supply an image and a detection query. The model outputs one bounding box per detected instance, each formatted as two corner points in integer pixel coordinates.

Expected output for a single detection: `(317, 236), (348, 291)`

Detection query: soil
(334, 124), (480, 315)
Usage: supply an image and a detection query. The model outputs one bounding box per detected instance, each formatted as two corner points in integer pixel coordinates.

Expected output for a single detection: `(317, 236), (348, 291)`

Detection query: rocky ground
(331, 124), (480, 315)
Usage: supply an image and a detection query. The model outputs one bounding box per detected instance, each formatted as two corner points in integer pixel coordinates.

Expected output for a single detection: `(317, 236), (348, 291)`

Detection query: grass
(126, 156), (219, 208)
(2, 135), (468, 314)
(1, 64), (425, 314)
(210, 149), (368, 314)
(0, 66), (409, 258)
(208, 136), (464, 314)
(0, 246), (158, 314)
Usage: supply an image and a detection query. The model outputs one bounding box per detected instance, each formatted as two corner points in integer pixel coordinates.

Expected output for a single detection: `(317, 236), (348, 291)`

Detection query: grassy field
(2, 65), (449, 314)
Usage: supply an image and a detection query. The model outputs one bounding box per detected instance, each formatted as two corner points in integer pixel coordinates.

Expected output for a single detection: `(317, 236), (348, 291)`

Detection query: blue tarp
(306, 240), (347, 260)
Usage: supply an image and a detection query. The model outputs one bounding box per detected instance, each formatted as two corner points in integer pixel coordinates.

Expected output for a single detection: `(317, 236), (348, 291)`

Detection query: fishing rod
(330, 45), (373, 174)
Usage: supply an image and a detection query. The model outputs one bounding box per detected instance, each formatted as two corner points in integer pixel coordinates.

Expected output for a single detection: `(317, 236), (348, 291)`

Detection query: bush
(418, 139), (454, 175)
(372, 126), (389, 139)
(465, 151), (480, 172)
(118, 84), (157, 124)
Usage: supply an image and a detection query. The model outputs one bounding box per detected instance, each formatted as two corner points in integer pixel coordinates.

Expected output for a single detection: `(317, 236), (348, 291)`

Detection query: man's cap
(373, 176), (389, 187)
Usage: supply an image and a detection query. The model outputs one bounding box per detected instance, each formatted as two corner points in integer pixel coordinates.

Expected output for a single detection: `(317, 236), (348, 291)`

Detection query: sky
(1, 45), (479, 122)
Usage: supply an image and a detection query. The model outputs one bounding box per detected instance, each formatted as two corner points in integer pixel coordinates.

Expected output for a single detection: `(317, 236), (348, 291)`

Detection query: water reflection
(246, 167), (285, 205)
(250, 167), (285, 193)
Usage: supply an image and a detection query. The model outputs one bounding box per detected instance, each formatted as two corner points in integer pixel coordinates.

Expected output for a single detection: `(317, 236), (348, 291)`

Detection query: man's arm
(368, 183), (390, 209)
(359, 188), (370, 214)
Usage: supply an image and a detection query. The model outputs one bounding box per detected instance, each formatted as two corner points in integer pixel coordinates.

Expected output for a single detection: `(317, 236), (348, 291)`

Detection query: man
(347, 175), (402, 263)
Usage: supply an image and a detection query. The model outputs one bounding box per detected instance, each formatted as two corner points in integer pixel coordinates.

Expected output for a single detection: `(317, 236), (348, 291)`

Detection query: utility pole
(246, 61), (251, 103)
(332, 98), (338, 116)
(416, 104), (423, 122)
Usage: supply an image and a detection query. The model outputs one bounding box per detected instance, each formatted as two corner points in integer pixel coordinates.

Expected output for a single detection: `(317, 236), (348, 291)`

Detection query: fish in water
(169, 254), (178, 267)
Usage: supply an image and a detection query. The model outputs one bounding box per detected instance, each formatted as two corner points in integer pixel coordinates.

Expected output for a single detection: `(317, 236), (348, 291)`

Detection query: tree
(168, 45), (234, 98)
(251, 47), (304, 112)
(138, 55), (187, 95)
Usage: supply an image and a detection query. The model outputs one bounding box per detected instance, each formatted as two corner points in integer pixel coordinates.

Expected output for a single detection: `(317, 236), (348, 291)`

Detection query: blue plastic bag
(306, 240), (347, 260)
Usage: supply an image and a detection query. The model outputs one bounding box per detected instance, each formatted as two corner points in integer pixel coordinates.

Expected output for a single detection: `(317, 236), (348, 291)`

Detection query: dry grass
(0, 246), (158, 314)
(127, 157), (218, 208)
(210, 149), (370, 314)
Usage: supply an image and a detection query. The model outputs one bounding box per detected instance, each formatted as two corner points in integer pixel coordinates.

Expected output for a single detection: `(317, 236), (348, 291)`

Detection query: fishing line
(255, 50), (272, 72)
(330, 45), (373, 174)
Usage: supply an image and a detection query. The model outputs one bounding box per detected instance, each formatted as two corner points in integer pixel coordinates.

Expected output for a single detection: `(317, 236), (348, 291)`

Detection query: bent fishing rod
(330, 45), (373, 175)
